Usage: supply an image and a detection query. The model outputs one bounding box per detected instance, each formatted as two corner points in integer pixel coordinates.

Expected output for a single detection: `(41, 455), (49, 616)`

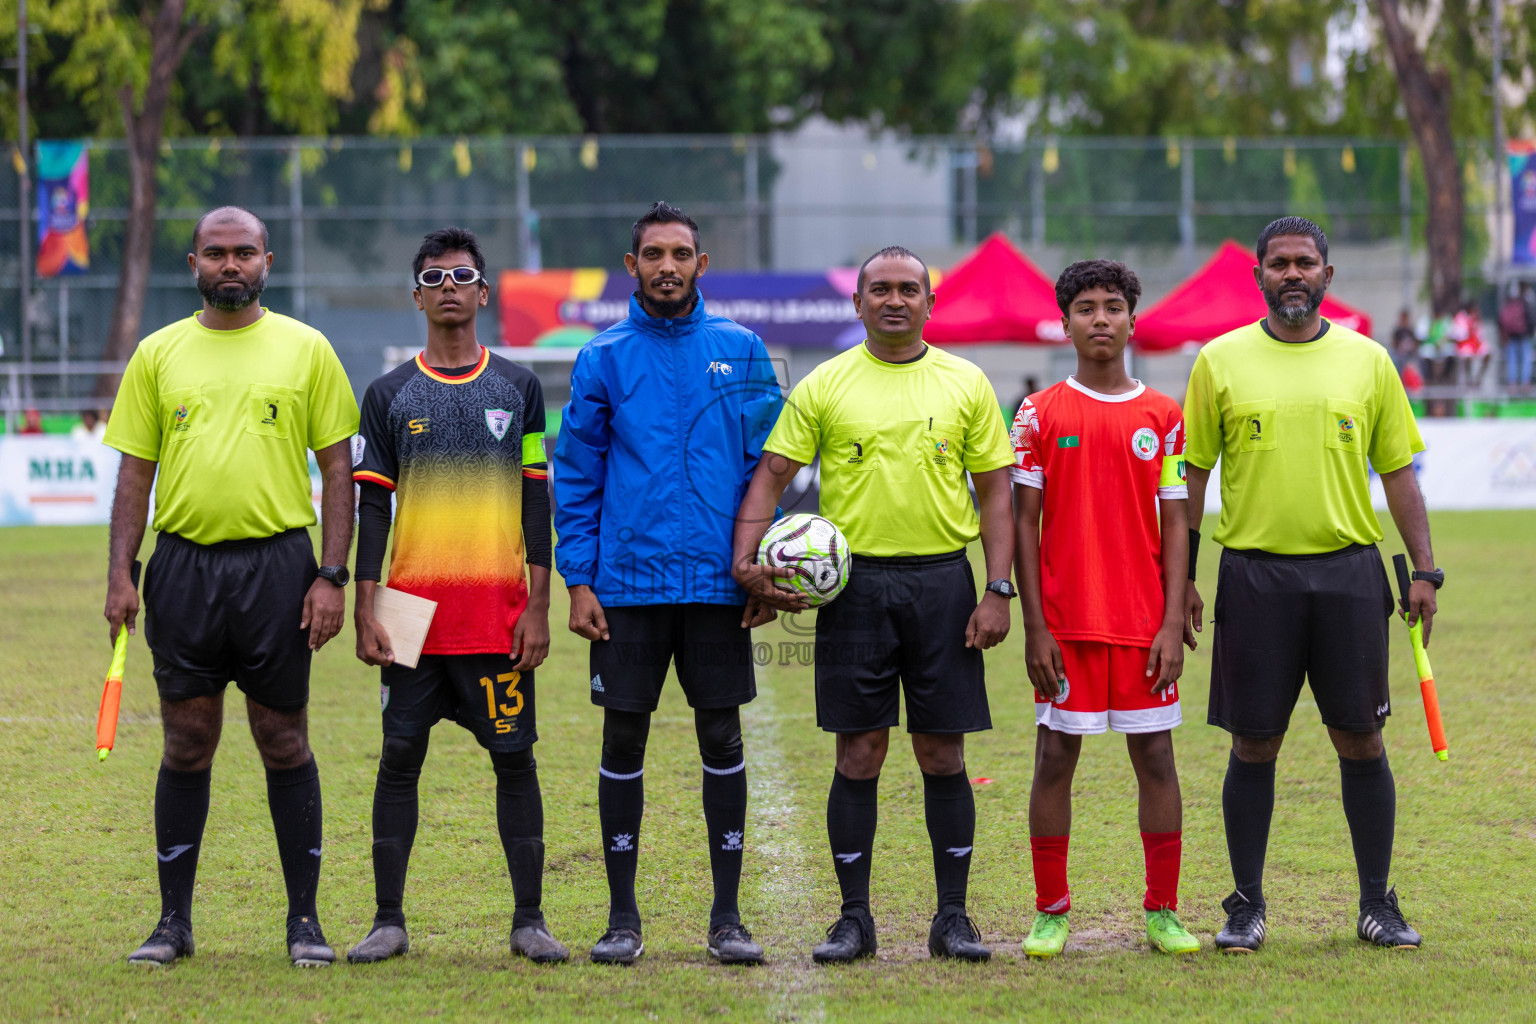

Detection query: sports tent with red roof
(925, 233), (1066, 344)
(1133, 240), (1373, 352)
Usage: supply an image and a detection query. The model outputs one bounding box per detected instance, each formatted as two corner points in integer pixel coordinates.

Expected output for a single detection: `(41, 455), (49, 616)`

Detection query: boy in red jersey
(1011, 260), (1199, 958)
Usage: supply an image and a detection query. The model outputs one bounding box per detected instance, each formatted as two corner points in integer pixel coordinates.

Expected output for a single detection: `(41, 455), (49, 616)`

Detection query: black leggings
(601, 706), (743, 767)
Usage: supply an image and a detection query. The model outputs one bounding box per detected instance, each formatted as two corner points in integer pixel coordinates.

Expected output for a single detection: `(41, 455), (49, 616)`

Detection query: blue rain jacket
(553, 293), (783, 607)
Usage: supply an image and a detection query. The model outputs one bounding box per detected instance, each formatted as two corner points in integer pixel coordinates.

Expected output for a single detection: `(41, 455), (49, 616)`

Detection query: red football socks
(1141, 830), (1182, 911)
(1030, 834), (1071, 913)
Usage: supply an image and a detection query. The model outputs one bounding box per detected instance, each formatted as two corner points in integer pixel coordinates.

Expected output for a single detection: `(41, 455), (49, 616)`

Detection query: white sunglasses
(416, 266), (483, 288)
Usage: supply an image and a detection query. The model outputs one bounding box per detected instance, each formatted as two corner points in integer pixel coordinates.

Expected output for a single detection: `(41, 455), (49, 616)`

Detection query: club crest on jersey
(485, 408), (512, 441)
(1131, 427), (1159, 460)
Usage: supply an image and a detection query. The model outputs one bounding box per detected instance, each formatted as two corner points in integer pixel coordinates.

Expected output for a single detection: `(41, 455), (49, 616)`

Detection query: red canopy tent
(926, 233), (1066, 344)
(1133, 240), (1373, 352)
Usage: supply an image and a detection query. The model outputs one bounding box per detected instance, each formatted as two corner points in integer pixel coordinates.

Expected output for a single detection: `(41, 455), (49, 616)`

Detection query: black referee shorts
(588, 604), (757, 713)
(143, 528), (317, 712)
(814, 550), (990, 735)
(1208, 543), (1395, 738)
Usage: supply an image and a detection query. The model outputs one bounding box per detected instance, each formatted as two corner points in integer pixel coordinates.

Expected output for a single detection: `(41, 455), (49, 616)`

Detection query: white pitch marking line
(745, 654), (826, 1023)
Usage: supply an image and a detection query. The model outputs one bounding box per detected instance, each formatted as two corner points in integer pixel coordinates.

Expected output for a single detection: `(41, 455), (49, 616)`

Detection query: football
(757, 513), (852, 605)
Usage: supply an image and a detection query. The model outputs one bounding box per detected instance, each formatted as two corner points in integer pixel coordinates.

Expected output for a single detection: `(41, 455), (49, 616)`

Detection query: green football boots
(1022, 912), (1070, 959)
(1146, 908), (1200, 955)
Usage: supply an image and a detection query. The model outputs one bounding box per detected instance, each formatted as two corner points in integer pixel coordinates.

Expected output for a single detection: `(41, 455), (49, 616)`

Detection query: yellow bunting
(208, 137), (222, 156)
(398, 145), (412, 173)
(1166, 139), (1180, 168)
(523, 145), (537, 172)
(453, 138), (472, 177)
(1283, 147), (1297, 178)
(1043, 145), (1059, 175)
(1341, 146), (1356, 173)
(580, 137), (599, 170)
(11, 146), (27, 175)
(1223, 136), (1237, 164)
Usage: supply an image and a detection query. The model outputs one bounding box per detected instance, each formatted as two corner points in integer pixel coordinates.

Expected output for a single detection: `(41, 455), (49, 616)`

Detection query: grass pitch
(2, 513), (1534, 1022)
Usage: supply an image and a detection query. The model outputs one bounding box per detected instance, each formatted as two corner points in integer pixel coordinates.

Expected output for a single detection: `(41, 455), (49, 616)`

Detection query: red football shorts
(1034, 640), (1182, 735)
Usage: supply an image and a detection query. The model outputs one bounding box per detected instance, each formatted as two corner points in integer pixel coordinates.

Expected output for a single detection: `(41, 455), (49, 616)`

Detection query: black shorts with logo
(144, 528), (317, 712)
(1208, 543), (1395, 737)
(814, 550), (991, 734)
(588, 604), (756, 713)
(381, 654), (537, 752)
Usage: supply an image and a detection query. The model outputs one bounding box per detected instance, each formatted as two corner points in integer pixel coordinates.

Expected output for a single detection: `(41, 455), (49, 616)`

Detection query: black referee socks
(1222, 751), (1275, 906)
(266, 756), (323, 923)
(155, 764), (211, 927)
(827, 771), (879, 917)
(922, 768), (976, 913)
(1339, 752), (1396, 906)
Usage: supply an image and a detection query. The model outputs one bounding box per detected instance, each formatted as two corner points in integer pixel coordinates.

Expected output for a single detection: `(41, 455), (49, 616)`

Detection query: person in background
(1421, 312), (1453, 388)
(72, 408), (108, 443)
(1389, 311), (1418, 374)
(1453, 301), (1489, 388)
(1499, 284), (1533, 392)
(20, 407), (44, 434)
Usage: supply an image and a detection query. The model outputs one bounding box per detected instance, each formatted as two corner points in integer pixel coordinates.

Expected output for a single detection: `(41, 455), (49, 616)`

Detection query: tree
(1373, 0), (1462, 315)
(10, 1), (374, 393)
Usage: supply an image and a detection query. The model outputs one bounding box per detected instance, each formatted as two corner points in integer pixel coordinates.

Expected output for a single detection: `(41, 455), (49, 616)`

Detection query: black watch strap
(986, 578), (1017, 599)
(317, 564), (350, 587)
(1410, 568), (1444, 590)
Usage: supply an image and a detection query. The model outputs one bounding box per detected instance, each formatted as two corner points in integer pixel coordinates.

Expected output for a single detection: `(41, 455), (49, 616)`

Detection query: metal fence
(0, 133), (1495, 414)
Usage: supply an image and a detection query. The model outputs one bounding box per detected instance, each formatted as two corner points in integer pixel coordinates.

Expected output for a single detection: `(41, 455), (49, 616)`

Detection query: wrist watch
(985, 578), (1017, 599)
(317, 564), (350, 587)
(1410, 567), (1445, 590)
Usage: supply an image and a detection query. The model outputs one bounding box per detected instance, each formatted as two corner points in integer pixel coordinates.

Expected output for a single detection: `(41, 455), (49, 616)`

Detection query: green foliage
(6, 1), (1535, 144)
(3, 0), (372, 143)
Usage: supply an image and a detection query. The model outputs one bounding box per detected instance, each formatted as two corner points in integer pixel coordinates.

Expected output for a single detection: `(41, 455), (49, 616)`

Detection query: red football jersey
(1012, 378), (1187, 646)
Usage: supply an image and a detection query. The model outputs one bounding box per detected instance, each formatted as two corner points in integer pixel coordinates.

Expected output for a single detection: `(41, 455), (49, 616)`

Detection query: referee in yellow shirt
(102, 206), (360, 967)
(1182, 217), (1440, 953)
(734, 246), (1016, 964)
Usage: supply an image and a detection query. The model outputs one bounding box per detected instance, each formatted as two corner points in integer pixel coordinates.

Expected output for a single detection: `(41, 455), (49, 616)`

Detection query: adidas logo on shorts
(591, 674), (605, 693)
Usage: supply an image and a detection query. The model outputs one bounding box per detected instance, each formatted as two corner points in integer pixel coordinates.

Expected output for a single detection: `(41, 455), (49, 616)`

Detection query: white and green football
(758, 513), (852, 606)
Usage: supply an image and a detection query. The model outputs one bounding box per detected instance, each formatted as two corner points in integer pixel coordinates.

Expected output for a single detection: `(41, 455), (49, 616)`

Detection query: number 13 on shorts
(479, 671), (523, 734)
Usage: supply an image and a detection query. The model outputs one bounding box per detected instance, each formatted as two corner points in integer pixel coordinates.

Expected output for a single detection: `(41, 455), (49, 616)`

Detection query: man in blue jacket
(554, 201), (784, 965)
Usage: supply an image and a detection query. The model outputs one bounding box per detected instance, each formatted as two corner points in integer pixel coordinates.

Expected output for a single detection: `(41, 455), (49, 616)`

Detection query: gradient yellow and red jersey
(354, 347), (547, 655)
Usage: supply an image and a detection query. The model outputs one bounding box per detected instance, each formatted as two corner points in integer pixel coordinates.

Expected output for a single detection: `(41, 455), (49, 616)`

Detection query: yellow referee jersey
(764, 342), (1014, 556)
(1183, 319), (1424, 554)
(104, 310), (359, 545)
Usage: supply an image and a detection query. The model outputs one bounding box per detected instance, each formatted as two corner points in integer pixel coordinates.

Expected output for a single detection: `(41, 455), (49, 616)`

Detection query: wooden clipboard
(371, 587), (437, 669)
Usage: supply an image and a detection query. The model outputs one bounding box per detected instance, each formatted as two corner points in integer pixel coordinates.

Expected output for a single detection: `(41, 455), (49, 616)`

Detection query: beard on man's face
(1262, 279), (1325, 328)
(639, 269), (698, 318)
(197, 268), (268, 312)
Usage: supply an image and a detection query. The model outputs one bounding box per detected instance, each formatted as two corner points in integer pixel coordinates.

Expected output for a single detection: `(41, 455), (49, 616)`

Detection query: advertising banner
(35, 140), (89, 277)
(497, 269), (866, 349)
(1204, 420), (1536, 513)
(0, 437), (324, 527)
